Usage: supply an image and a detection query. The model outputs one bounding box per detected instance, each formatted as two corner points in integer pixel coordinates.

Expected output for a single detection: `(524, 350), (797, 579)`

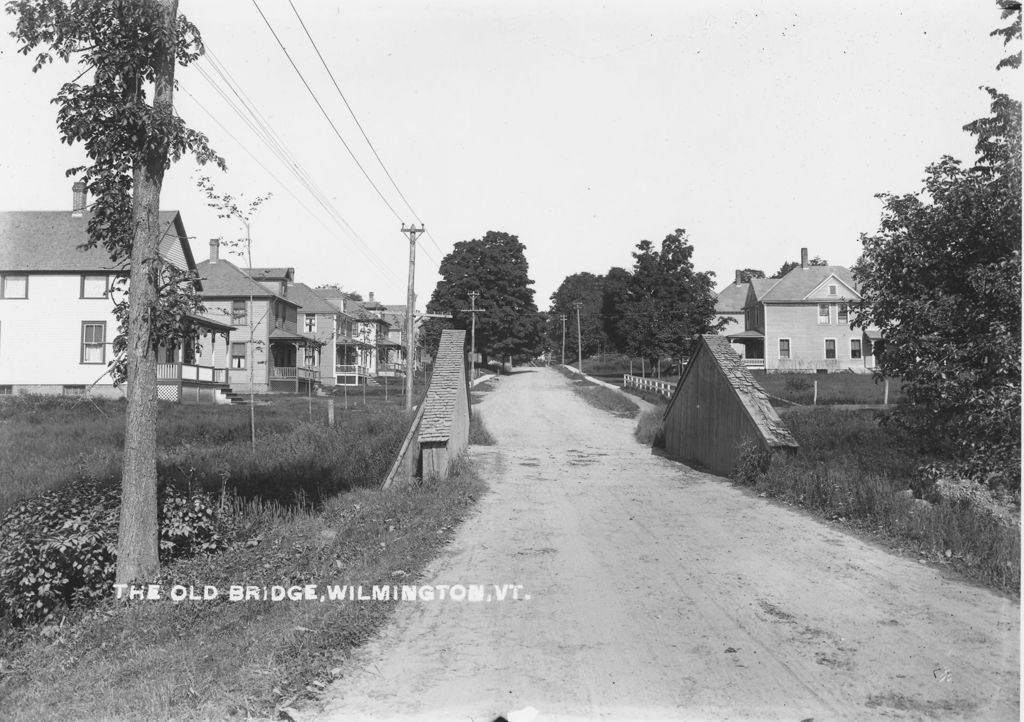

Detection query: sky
(0, 1), (1016, 309)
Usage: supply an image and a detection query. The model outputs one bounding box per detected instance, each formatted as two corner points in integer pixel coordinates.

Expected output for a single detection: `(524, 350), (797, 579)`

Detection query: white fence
(622, 374), (677, 398)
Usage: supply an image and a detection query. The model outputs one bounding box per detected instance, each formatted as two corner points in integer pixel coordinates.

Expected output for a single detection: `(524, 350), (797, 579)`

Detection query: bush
(634, 407), (666, 447)
(0, 478), (226, 627)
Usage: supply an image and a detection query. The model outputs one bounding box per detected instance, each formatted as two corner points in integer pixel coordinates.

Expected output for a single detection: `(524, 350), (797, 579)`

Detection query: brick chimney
(368, 291), (375, 302)
(72, 181), (87, 215)
(800, 247), (809, 269)
(209, 238), (220, 264)
(735, 269), (743, 285)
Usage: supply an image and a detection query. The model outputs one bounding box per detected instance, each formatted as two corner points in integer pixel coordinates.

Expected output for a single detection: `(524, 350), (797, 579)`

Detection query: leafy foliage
(423, 231), (545, 361)
(548, 272), (607, 362)
(853, 2), (1022, 490)
(0, 478), (225, 626)
(618, 229), (722, 366)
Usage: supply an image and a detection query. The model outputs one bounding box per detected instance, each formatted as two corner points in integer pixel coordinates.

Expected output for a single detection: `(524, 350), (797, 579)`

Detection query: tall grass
(469, 411), (497, 446)
(0, 395), (410, 511)
(634, 405), (666, 446)
(733, 409), (1019, 593)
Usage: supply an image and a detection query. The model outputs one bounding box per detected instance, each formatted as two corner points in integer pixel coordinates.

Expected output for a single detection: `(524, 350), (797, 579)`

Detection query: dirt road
(313, 367), (1019, 721)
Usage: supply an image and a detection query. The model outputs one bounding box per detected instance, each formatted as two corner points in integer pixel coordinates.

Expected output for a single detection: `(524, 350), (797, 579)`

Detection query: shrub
(634, 407), (666, 447)
(0, 478), (226, 626)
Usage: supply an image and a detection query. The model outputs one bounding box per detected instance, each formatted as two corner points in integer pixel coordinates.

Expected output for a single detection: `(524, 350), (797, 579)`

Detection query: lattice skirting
(157, 385), (180, 402)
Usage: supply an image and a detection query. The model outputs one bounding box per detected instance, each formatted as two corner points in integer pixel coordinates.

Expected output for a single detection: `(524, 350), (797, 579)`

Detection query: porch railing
(376, 362), (406, 376)
(270, 366), (319, 382)
(742, 358), (766, 369)
(335, 364), (370, 377)
(157, 363), (228, 385)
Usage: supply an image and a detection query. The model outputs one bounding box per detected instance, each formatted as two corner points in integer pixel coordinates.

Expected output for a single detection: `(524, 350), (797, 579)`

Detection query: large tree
(853, 1), (1021, 490)
(9, 0), (222, 581)
(620, 229), (722, 368)
(423, 231), (545, 363)
(548, 272), (606, 362)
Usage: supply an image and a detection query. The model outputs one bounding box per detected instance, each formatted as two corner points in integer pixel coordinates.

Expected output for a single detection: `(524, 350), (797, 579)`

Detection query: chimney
(209, 238), (220, 264)
(735, 269), (743, 285)
(72, 181), (87, 215)
(368, 291), (374, 302)
(800, 247), (809, 269)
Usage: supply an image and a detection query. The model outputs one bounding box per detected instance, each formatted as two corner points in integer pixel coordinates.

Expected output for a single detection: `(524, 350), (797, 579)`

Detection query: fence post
(884, 379), (889, 405)
(328, 399), (335, 427)
(813, 379), (818, 406)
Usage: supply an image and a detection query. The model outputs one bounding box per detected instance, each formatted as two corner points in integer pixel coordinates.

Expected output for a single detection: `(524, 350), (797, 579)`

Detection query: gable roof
(0, 210), (195, 275)
(289, 282), (341, 315)
(419, 329), (468, 444)
(668, 335), (798, 450)
(715, 282), (749, 313)
(246, 267), (294, 281)
(345, 299), (392, 325)
(196, 258), (298, 306)
(759, 265), (858, 303)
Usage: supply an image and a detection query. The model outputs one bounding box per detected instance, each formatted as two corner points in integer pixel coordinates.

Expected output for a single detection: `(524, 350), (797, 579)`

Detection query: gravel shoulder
(312, 367), (1019, 722)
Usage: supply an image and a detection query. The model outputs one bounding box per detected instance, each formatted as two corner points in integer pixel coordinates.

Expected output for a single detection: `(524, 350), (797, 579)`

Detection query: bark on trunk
(115, 0), (180, 584)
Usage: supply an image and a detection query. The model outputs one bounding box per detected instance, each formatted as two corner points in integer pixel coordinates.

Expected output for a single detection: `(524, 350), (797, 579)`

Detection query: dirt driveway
(313, 367), (1019, 721)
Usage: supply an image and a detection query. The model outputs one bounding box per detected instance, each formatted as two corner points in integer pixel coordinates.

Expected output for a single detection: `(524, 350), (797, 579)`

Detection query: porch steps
(217, 387), (248, 405)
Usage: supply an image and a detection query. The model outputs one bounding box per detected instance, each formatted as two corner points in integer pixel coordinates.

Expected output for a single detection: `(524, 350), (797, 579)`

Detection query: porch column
(295, 341), (300, 392)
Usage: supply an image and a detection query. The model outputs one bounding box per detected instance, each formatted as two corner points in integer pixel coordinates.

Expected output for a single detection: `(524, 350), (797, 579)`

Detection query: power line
(250, 0), (406, 224)
(285, 0), (446, 260)
(189, 48), (401, 283)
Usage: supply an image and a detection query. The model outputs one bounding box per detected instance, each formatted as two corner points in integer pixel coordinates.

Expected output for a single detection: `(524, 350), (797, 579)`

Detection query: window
(851, 339), (862, 359)
(828, 284), (838, 296)
(304, 347), (317, 367)
(304, 314), (316, 333)
(865, 339), (874, 357)
(779, 339), (791, 359)
(838, 303), (849, 325)
(81, 322), (106, 364)
(63, 385), (86, 396)
(231, 343), (246, 369)
(81, 275), (108, 298)
(231, 300), (247, 324)
(1, 274), (27, 298)
(824, 339), (836, 359)
(818, 303), (830, 324)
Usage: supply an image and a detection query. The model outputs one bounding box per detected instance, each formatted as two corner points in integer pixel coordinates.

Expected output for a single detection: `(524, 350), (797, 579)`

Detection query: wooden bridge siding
(663, 349), (763, 477)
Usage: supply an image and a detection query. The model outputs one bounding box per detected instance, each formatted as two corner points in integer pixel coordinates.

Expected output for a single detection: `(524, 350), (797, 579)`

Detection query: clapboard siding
(766, 303), (868, 372)
(0, 273), (118, 387)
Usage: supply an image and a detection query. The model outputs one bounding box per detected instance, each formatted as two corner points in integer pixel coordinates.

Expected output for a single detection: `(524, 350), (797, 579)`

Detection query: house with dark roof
(341, 293), (397, 379)
(196, 239), (319, 393)
(724, 248), (881, 372)
(288, 282), (366, 387)
(0, 185), (235, 401)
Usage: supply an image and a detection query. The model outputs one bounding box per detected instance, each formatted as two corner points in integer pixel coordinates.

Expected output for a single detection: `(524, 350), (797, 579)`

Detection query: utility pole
(460, 291), (485, 379)
(559, 313), (567, 366)
(401, 223), (424, 412)
(573, 301), (584, 371)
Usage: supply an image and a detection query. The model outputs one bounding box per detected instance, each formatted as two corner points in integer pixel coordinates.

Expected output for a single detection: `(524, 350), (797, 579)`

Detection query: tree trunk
(116, 0), (179, 584)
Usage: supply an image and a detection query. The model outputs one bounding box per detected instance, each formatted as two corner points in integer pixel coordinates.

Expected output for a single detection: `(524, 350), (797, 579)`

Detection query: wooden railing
(622, 374), (677, 398)
(157, 363), (228, 385)
(336, 364), (369, 377)
(377, 362), (405, 376)
(743, 358), (766, 369)
(271, 366), (318, 382)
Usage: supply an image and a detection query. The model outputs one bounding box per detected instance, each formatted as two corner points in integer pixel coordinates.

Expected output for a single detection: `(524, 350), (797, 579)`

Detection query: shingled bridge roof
(419, 329), (468, 444)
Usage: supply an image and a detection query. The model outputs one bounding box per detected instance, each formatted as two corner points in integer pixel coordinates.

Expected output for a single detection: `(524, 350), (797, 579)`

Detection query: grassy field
(0, 389), (419, 512)
(754, 372), (904, 406)
(0, 460), (487, 720)
(733, 408), (1019, 594)
(553, 365), (640, 419)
